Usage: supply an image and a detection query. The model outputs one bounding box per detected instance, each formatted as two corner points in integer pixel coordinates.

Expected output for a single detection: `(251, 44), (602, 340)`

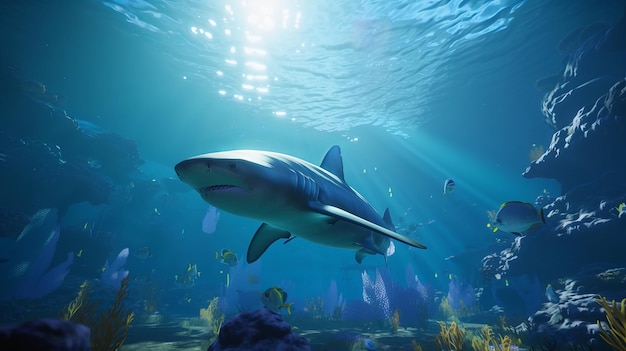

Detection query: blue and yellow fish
(216, 249), (238, 267)
(174, 263), (200, 288)
(488, 201), (545, 236)
(261, 287), (294, 314)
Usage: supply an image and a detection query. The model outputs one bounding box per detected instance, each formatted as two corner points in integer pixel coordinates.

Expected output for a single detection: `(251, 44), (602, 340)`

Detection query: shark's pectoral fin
(247, 224), (291, 263)
(355, 248), (369, 264)
(309, 202), (427, 250)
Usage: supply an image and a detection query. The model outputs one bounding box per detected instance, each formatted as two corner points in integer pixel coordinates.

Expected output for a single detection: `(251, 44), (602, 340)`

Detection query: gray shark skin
(174, 145), (426, 264)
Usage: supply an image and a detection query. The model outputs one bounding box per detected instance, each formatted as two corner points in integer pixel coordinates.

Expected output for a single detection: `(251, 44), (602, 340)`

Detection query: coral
(497, 316), (509, 333)
(1, 208), (73, 300)
(0, 318), (91, 350)
(471, 326), (518, 351)
(596, 296), (626, 351)
(304, 296), (326, 319)
(362, 269), (391, 319)
(390, 309), (400, 333)
(447, 278), (476, 312)
(411, 339), (423, 351)
(439, 297), (456, 319)
(61, 280), (97, 324)
(200, 297), (225, 342)
(324, 280), (344, 318)
(471, 326), (497, 351)
(596, 268), (626, 283)
(101, 248), (129, 289)
(349, 337), (377, 351)
(208, 308), (310, 351)
(436, 321), (466, 351)
(61, 275), (134, 351)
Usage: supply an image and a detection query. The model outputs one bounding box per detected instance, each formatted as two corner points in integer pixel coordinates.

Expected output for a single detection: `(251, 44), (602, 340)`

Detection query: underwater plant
(61, 275), (134, 351)
(411, 339), (423, 351)
(470, 325), (516, 351)
(436, 321), (466, 351)
(439, 297), (457, 320)
(61, 280), (97, 323)
(390, 309), (400, 333)
(304, 296), (327, 319)
(596, 296), (626, 351)
(200, 296), (225, 342)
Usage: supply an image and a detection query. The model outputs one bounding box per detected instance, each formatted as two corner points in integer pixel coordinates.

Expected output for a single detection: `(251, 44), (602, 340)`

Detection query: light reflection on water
(101, 0), (527, 135)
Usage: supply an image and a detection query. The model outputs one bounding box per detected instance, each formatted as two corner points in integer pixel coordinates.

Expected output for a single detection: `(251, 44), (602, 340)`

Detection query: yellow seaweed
(61, 276), (134, 351)
(436, 321), (466, 351)
(200, 296), (225, 340)
(596, 296), (626, 351)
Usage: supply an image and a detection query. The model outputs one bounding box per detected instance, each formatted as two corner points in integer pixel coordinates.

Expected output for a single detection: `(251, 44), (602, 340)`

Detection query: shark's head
(175, 150), (295, 219)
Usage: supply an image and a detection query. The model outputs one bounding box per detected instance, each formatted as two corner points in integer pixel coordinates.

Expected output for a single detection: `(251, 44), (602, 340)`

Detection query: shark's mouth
(206, 185), (236, 191)
(201, 185), (245, 196)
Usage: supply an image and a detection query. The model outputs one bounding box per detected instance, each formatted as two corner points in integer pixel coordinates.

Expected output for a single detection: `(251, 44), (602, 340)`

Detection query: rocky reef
(207, 308), (311, 351)
(480, 8), (626, 348)
(0, 318), (91, 351)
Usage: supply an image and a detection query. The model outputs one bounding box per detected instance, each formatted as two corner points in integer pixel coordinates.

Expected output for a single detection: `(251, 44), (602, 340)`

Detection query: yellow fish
(261, 287), (294, 314)
(216, 249), (238, 267)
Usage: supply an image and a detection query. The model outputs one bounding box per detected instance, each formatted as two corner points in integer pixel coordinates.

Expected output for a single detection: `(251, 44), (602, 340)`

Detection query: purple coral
(208, 308), (310, 351)
(446, 278), (476, 311)
(324, 280), (344, 316)
(362, 268), (392, 320)
(345, 267), (432, 327)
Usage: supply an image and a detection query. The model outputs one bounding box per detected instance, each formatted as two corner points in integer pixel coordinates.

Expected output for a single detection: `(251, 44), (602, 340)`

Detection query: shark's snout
(174, 157), (248, 194)
(174, 158), (209, 188)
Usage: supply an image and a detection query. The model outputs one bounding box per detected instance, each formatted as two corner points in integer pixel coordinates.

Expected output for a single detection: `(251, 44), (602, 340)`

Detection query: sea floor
(123, 318), (477, 351)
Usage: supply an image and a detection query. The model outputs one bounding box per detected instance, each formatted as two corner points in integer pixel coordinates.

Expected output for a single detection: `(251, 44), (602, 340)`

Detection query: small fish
(262, 287), (294, 314)
(611, 203), (626, 217)
(175, 263), (200, 288)
(134, 246), (153, 259)
(76, 249), (83, 258)
(216, 249), (238, 267)
(443, 179), (456, 196)
(488, 201), (545, 236)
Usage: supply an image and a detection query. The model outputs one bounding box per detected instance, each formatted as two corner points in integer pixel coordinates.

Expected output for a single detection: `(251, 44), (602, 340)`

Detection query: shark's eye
(229, 162), (236, 169)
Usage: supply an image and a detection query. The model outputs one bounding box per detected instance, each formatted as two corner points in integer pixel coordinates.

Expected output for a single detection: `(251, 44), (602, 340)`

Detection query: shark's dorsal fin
(320, 145), (345, 183)
(382, 208), (394, 230)
(247, 224), (291, 263)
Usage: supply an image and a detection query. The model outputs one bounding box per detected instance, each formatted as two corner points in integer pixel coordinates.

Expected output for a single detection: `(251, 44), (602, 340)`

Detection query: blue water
(1, 0), (624, 348)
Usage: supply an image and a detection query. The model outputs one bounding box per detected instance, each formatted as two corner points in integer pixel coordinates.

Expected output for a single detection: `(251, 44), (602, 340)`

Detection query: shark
(174, 145), (426, 264)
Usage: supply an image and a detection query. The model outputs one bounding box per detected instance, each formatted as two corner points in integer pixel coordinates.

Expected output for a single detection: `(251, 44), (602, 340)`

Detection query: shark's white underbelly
(269, 210), (371, 249)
